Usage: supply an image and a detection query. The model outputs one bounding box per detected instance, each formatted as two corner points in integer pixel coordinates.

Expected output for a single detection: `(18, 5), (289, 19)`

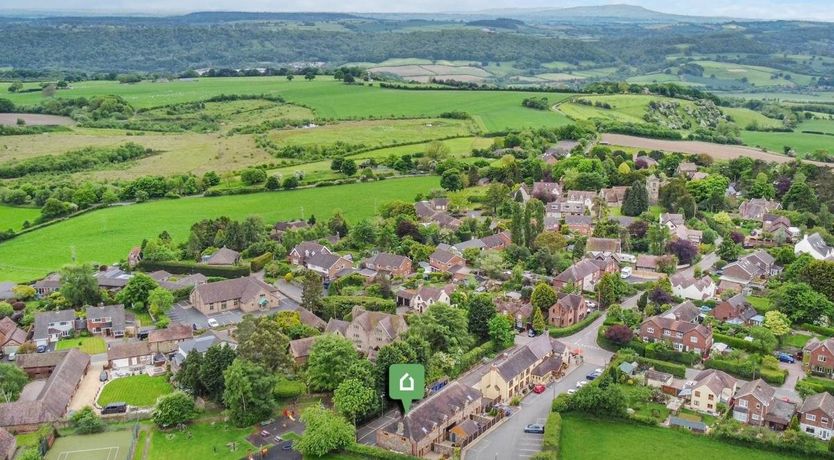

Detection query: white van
(620, 266), (633, 279)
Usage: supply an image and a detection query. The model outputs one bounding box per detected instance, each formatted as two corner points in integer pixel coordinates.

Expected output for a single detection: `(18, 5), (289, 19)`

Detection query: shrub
(802, 323), (834, 337)
(137, 260), (250, 278)
(539, 411), (562, 459)
(635, 356), (686, 378)
(70, 406), (104, 434)
(345, 443), (420, 459)
(153, 391), (196, 427)
(713, 332), (768, 353)
(455, 341), (495, 376)
(705, 359), (787, 385)
(249, 252), (273, 272)
(605, 324), (634, 345)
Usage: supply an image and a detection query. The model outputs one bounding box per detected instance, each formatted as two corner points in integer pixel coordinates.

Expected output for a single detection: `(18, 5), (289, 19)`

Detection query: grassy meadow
(0, 176), (439, 281)
(0, 204), (40, 231)
(741, 130), (834, 155)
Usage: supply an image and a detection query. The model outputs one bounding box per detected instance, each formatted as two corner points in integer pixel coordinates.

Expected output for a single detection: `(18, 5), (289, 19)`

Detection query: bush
(153, 391), (196, 427)
(539, 411), (562, 459)
(796, 376), (834, 397)
(345, 443), (420, 459)
(249, 252), (273, 272)
(318, 295), (396, 320)
(549, 311), (601, 338)
(802, 323), (834, 337)
(69, 406), (104, 434)
(455, 341), (495, 376)
(137, 260), (250, 278)
(705, 359), (787, 385)
(635, 356), (686, 378)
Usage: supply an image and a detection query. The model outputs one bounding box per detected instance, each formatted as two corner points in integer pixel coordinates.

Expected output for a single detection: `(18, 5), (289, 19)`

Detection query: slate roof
(800, 392), (834, 418)
(306, 253), (348, 270)
(660, 213), (685, 226)
(86, 304), (128, 330)
(192, 276), (277, 304)
(495, 347), (539, 381)
(366, 252), (410, 270)
(383, 381), (480, 444)
(0, 348), (89, 428)
(174, 331), (237, 365)
(663, 301), (700, 323)
(564, 215), (593, 226)
(107, 341), (153, 361)
(693, 369), (736, 396)
(532, 355), (563, 377)
(33, 309), (76, 340)
(149, 323), (193, 344)
(554, 259), (602, 283)
(801, 233), (833, 258)
(204, 246), (241, 265)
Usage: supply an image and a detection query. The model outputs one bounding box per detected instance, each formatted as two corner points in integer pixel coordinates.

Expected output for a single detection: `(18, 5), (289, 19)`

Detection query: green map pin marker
(389, 364), (425, 413)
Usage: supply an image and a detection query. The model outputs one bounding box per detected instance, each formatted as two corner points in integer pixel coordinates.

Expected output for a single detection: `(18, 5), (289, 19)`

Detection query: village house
(107, 341), (162, 372)
(33, 310), (78, 347)
(585, 237), (622, 257)
(189, 276), (283, 316)
(553, 258), (618, 292)
(563, 215), (594, 236)
(85, 304), (136, 338)
(795, 232), (834, 260)
(670, 273), (716, 300)
(0, 317), (26, 355)
(345, 306), (408, 358)
(479, 333), (567, 403)
(304, 253), (354, 281)
(494, 295), (534, 330)
(738, 198), (781, 221)
(798, 392), (834, 440)
(546, 199), (587, 219)
(148, 270), (208, 291)
(599, 186), (629, 207)
(288, 336), (318, 366)
(712, 294), (761, 325)
(172, 330), (237, 369)
(660, 213), (685, 229)
(376, 382), (484, 457)
(363, 252), (412, 277)
(675, 162), (699, 178)
(32, 273), (62, 297)
(270, 220), (309, 241)
(203, 246), (241, 265)
(149, 323), (194, 354)
(565, 190), (597, 211)
(548, 293), (588, 328)
(0, 349), (89, 433)
(34, 267), (129, 297)
(288, 241), (332, 266)
(520, 181), (562, 203)
(732, 379), (795, 430)
(481, 231), (512, 250)
(760, 214), (797, 241)
(720, 250), (779, 289)
(804, 337), (834, 378)
(639, 315), (713, 356)
(429, 247), (466, 273)
(407, 285), (454, 313)
(686, 369), (737, 415)
(635, 254), (664, 273)
(662, 301), (701, 324)
(15, 350), (74, 379)
(542, 140), (579, 162)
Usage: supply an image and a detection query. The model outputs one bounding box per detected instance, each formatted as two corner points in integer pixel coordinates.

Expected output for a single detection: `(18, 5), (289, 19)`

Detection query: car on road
(576, 380), (588, 389)
(207, 318), (219, 328)
(777, 352), (796, 363)
(524, 424), (545, 434)
(532, 384), (546, 394)
(586, 369), (603, 380)
(620, 267), (633, 279)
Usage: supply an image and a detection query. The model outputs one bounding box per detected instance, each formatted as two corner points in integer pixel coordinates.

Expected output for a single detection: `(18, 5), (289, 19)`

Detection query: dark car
(777, 352), (796, 363)
(586, 370), (602, 380)
(99, 370), (108, 382)
(36, 345), (47, 353)
(524, 424), (545, 434)
(101, 402), (127, 415)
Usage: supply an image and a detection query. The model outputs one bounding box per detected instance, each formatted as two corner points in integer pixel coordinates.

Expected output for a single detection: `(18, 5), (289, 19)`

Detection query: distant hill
(465, 18), (525, 29)
(476, 4), (734, 23)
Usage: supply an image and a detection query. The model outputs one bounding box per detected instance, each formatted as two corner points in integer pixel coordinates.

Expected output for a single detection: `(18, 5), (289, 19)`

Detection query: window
(707, 404), (713, 410)
(694, 401), (699, 406)
(676, 332), (683, 339)
(708, 394), (714, 401)
(691, 336), (699, 343)
(755, 403), (761, 410)
(209, 304), (215, 311)
(820, 355), (827, 363)
(807, 414), (817, 422)
(738, 399), (748, 408)
(752, 414), (760, 421)
(221, 302), (227, 310)
(663, 330), (671, 336)
(694, 391), (700, 398)
(822, 417), (830, 425)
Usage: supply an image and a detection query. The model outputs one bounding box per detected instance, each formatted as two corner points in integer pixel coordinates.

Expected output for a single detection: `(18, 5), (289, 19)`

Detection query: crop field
(741, 130), (834, 156)
(0, 78), (575, 131)
(560, 414), (809, 460)
(0, 176), (439, 281)
(368, 64), (492, 83)
(266, 118), (479, 148)
(0, 204), (40, 231)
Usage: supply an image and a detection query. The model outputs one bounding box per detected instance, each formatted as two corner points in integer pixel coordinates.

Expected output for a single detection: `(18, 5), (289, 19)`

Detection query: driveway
(464, 362), (597, 460)
(776, 361), (803, 402)
(274, 280), (303, 304)
(69, 361), (104, 412)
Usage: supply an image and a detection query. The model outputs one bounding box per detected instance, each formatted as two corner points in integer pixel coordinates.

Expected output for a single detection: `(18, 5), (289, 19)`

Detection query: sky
(1, 0), (833, 21)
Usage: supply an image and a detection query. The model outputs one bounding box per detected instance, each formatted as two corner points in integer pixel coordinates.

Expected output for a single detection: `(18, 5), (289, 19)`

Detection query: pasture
(741, 130), (834, 156)
(0, 176), (439, 281)
(97, 375), (173, 407)
(0, 204), (40, 231)
(266, 118), (478, 148)
(44, 430), (133, 460)
(692, 60), (814, 87)
(0, 77), (575, 131)
(559, 414), (809, 460)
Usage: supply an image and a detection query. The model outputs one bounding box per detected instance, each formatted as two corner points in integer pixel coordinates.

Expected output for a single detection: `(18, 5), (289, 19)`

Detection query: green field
(0, 176), (439, 281)
(560, 414), (808, 460)
(266, 118), (478, 147)
(0, 204), (40, 231)
(692, 61), (814, 87)
(148, 422), (255, 460)
(798, 118), (834, 134)
(741, 130), (833, 155)
(0, 77), (574, 131)
(98, 375), (173, 407)
(45, 430), (134, 460)
(56, 336), (107, 354)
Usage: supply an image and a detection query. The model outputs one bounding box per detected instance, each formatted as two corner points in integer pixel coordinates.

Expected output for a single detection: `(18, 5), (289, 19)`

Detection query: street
(463, 362), (597, 460)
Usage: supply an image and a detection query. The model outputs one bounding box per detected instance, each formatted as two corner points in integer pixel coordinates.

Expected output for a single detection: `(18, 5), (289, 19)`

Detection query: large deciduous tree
(223, 359), (276, 427)
(295, 406), (355, 458)
(236, 316), (293, 372)
(116, 272), (160, 310)
(333, 378), (379, 424)
(306, 334), (358, 392)
(59, 264), (100, 307)
(770, 282), (834, 325)
(531, 282), (557, 314)
(488, 314), (515, 349)
(466, 294), (496, 342)
(153, 391), (196, 427)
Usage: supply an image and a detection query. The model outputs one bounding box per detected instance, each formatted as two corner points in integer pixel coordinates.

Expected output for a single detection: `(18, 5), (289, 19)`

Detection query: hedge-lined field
(0, 176), (438, 282)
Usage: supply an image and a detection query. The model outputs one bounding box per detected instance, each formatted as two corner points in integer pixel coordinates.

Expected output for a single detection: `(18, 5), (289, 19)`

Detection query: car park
(524, 424), (545, 434)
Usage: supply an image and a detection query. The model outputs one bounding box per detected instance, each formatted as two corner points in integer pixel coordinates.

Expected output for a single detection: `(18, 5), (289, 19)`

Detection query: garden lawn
(0, 176), (438, 282)
(0, 204), (40, 231)
(97, 375), (173, 407)
(56, 336), (107, 354)
(560, 414), (808, 460)
(747, 295), (774, 313)
(782, 333), (818, 348)
(148, 422), (254, 460)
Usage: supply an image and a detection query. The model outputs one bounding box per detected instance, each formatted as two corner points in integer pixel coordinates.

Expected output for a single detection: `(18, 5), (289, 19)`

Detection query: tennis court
(45, 430), (134, 460)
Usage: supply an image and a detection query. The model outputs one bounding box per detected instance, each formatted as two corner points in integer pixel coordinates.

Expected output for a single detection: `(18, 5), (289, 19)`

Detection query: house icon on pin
(399, 372), (415, 392)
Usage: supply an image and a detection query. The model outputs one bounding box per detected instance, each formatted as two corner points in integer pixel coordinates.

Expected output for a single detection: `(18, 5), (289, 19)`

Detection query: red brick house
(364, 252), (412, 277)
(548, 293), (588, 327)
(305, 253), (354, 281)
(639, 315), (713, 356)
(563, 215), (594, 236)
(288, 241), (331, 266)
(731, 379), (795, 430)
(804, 337), (834, 378)
(799, 392), (834, 440)
(429, 248), (465, 273)
(552, 258), (618, 293)
(712, 294), (760, 325)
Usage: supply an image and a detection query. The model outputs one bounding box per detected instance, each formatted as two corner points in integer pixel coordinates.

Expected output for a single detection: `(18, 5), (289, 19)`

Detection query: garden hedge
(549, 311), (601, 338)
(537, 411), (562, 460)
(137, 260), (250, 278)
(249, 252), (273, 272)
(704, 359), (787, 385)
(713, 332), (768, 354)
(802, 323), (834, 337)
(345, 443), (421, 459)
(796, 376), (834, 396)
(635, 356), (686, 378)
(454, 341), (496, 377)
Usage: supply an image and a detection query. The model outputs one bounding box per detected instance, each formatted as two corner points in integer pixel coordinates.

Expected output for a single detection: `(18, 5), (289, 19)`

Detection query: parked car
(36, 345), (47, 353)
(207, 318), (219, 328)
(586, 369), (603, 380)
(524, 424), (545, 434)
(527, 329), (536, 337)
(567, 389), (577, 395)
(576, 380), (588, 389)
(620, 266), (633, 279)
(99, 371), (108, 382)
(101, 402), (128, 415)
(532, 384), (546, 394)
(777, 352), (796, 363)
(6, 352), (15, 361)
